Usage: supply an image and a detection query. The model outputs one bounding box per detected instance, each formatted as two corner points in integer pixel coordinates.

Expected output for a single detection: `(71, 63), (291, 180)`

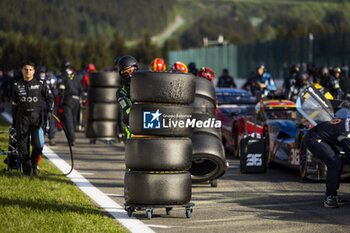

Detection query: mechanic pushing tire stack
(124, 68), (196, 219)
(85, 71), (121, 143)
(190, 67), (228, 187)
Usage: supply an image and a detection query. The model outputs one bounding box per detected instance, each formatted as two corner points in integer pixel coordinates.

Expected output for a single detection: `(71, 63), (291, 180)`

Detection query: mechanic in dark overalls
(58, 59), (82, 146)
(320, 66), (343, 100)
(12, 60), (54, 176)
(285, 73), (310, 102)
(304, 115), (350, 208)
(116, 56), (139, 141)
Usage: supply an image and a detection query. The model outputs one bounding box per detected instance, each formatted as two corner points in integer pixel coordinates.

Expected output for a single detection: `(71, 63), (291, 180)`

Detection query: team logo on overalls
(143, 110), (162, 129)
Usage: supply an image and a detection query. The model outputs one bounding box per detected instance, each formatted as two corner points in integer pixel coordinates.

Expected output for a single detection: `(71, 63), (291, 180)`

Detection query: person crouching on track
(12, 60), (54, 176)
(304, 115), (350, 208)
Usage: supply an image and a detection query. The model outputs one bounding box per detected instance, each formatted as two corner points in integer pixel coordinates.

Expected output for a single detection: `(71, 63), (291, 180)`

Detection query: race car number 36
(290, 148), (300, 166)
(246, 154), (262, 166)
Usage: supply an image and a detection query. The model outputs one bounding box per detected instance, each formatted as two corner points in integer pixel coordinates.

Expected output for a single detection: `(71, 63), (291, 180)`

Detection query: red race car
(216, 88), (257, 156)
(218, 95), (296, 157)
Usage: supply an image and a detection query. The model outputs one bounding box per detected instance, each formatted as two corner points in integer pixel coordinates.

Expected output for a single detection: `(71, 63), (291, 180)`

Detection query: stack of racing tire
(189, 77), (227, 187)
(124, 71), (195, 219)
(85, 71), (121, 140)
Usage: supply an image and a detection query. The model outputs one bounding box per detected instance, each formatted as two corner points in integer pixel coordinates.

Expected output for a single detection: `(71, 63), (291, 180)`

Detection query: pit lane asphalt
(47, 131), (350, 233)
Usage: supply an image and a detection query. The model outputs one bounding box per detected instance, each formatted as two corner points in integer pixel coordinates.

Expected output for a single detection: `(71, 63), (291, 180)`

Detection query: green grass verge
(0, 116), (126, 233)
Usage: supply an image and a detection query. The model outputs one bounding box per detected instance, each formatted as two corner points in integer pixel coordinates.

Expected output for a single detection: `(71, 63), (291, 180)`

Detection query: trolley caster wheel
(166, 207), (172, 215)
(210, 179), (218, 187)
(127, 208), (133, 217)
(146, 208), (153, 220)
(186, 208), (192, 218)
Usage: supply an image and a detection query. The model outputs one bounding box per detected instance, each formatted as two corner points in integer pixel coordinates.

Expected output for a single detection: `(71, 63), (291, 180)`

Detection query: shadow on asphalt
(70, 157), (125, 163)
(90, 181), (124, 188)
(232, 193), (350, 226)
(225, 157), (350, 184)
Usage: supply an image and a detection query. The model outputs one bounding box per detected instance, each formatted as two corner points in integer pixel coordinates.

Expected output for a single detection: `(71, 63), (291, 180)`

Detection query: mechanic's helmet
(170, 61), (188, 73)
(151, 58), (166, 71)
(61, 59), (71, 71)
(289, 64), (300, 75)
(333, 66), (342, 74)
(113, 57), (121, 71)
(295, 73), (308, 86)
(197, 67), (215, 82)
(319, 66), (329, 78)
(85, 64), (96, 73)
(117, 56), (139, 78)
(256, 63), (265, 70)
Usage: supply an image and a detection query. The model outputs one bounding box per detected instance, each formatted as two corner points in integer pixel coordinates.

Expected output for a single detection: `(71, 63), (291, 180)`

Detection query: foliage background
(0, 0), (349, 70)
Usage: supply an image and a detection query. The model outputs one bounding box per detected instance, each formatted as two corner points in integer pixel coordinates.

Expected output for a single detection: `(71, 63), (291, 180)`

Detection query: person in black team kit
(58, 59), (82, 146)
(12, 60), (54, 176)
(117, 56), (139, 141)
(304, 116), (350, 208)
(320, 66), (343, 100)
(217, 69), (236, 88)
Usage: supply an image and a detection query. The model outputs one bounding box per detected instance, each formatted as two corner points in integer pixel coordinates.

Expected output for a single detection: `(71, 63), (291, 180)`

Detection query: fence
(168, 31), (350, 81)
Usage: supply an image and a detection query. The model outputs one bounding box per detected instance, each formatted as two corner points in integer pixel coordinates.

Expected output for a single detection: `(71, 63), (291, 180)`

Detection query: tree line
(0, 31), (181, 72)
(1, 0), (350, 71)
(0, 0), (175, 42)
(179, 1), (350, 48)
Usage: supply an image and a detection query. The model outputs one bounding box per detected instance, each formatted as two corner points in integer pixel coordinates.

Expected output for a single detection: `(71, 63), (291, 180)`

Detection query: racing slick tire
(129, 103), (194, 137)
(87, 87), (118, 103)
(194, 77), (216, 105)
(124, 171), (192, 205)
(190, 134), (227, 183)
(191, 95), (216, 116)
(89, 71), (121, 88)
(85, 121), (117, 138)
(87, 103), (119, 121)
(192, 113), (221, 140)
(130, 71), (196, 104)
(125, 137), (192, 171)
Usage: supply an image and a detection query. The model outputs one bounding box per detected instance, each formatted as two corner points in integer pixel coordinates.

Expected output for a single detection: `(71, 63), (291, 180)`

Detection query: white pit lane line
(43, 146), (155, 233)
